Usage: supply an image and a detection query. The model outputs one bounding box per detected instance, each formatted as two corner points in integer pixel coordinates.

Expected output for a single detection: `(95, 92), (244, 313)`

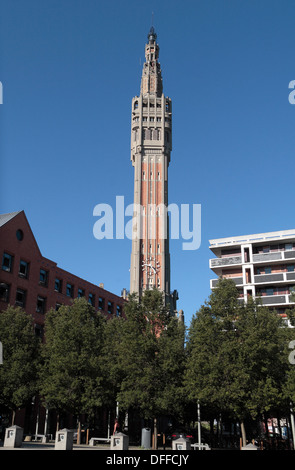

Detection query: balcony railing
(254, 273), (284, 284)
(252, 252), (282, 262)
(254, 272), (295, 284)
(210, 256), (242, 268)
(258, 294), (294, 306)
(252, 250), (295, 263)
(211, 277), (243, 289)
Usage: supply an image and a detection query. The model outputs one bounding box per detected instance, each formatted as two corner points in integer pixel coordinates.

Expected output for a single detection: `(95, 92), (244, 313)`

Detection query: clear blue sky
(1, 0), (294, 327)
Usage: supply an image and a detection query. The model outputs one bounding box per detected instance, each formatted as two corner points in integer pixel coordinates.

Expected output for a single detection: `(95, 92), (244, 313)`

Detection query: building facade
(0, 210), (126, 337)
(209, 229), (295, 319)
(129, 27), (178, 311)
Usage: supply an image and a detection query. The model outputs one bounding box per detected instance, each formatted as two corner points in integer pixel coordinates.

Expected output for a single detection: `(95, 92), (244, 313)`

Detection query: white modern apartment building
(209, 229), (295, 317)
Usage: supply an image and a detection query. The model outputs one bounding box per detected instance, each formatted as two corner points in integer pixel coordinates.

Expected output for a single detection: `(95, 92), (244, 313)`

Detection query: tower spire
(141, 25), (162, 97)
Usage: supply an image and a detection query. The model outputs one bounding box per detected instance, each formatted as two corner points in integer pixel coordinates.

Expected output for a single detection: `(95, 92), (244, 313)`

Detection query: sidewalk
(0, 441), (157, 451)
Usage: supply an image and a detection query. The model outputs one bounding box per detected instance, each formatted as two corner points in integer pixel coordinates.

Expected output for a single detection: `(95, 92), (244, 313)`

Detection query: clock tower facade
(130, 27), (176, 310)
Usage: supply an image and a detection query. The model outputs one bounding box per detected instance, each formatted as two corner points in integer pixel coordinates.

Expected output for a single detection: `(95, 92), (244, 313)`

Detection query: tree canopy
(185, 278), (291, 445)
(0, 306), (40, 424)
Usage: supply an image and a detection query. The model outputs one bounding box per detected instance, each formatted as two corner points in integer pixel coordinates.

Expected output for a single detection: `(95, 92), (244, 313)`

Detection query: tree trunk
(240, 420), (247, 447)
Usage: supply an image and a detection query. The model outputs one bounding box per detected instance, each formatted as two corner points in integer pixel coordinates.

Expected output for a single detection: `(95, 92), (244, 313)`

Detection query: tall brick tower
(130, 27), (177, 311)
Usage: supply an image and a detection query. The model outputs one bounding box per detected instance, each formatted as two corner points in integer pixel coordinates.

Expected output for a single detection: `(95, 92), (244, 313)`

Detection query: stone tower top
(140, 27), (163, 97)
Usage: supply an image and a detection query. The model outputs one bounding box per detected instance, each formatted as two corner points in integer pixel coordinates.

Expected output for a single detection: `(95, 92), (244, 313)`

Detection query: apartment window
(15, 288), (26, 307)
(285, 243), (293, 251)
(16, 229), (24, 241)
(55, 303), (62, 311)
(36, 296), (46, 314)
(116, 305), (121, 317)
(54, 278), (62, 293)
(66, 283), (74, 297)
(263, 246), (270, 253)
(107, 301), (113, 314)
(19, 260), (29, 278)
(88, 293), (95, 306)
(34, 324), (43, 338)
(0, 283), (10, 302)
(78, 288), (85, 298)
(98, 297), (105, 310)
(39, 269), (48, 286)
(266, 288), (274, 296)
(265, 267), (272, 274)
(287, 265), (295, 272)
(2, 253), (13, 272)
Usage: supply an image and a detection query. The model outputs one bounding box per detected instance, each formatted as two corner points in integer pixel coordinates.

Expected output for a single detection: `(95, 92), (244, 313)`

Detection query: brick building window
(98, 297), (105, 310)
(54, 278), (62, 293)
(36, 296), (46, 314)
(0, 283), (10, 302)
(39, 269), (48, 286)
(107, 301), (113, 314)
(88, 293), (95, 306)
(34, 324), (44, 338)
(2, 253), (13, 272)
(19, 260), (29, 278)
(16, 288), (26, 307)
(116, 305), (121, 317)
(66, 283), (74, 297)
(78, 288), (85, 298)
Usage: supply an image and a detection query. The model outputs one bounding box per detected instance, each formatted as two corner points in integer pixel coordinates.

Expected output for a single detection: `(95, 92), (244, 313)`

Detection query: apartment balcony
(252, 250), (295, 264)
(210, 255), (242, 269)
(254, 272), (295, 284)
(210, 277), (243, 289)
(258, 294), (295, 307)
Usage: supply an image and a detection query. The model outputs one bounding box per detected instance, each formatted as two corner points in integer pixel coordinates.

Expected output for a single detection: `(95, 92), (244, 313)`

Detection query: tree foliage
(185, 278), (290, 444)
(0, 306), (40, 423)
(111, 289), (186, 421)
(39, 298), (106, 418)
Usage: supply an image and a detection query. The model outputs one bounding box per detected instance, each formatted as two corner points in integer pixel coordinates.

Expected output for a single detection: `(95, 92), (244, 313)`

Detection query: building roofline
(209, 229), (295, 248)
(0, 211), (23, 227)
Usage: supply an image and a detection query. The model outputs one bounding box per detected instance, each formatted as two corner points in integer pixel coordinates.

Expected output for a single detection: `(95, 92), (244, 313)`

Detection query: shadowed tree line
(1, 281), (295, 448)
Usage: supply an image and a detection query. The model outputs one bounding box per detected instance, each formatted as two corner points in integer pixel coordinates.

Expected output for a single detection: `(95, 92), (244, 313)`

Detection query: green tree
(39, 298), (106, 442)
(185, 279), (287, 446)
(0, 306), (41, 424)
(114, 289), (186, 448)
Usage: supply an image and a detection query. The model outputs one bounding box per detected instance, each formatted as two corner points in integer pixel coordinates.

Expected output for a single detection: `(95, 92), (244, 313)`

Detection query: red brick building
(0, 211), (126, 337)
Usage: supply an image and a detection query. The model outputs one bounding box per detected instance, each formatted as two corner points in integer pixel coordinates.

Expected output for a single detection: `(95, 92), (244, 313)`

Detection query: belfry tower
(130, 27), (178, 311)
